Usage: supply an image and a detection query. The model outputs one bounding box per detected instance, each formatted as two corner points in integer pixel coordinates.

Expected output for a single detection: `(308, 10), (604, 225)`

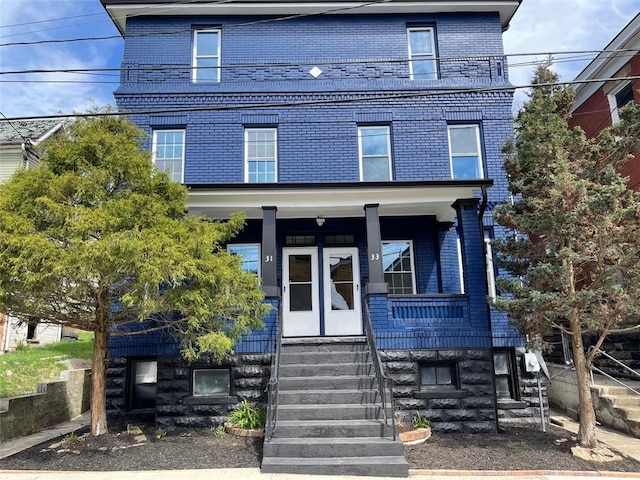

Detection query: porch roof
(186, 179), (492, 222)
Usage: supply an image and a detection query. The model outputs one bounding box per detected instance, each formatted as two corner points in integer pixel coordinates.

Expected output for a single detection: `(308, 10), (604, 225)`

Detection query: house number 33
(370, 253), (380, 261)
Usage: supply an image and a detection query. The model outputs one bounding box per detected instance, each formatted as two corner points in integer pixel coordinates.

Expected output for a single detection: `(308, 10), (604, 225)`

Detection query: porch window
(245, 128), (277, 183)
(193, 29), (221, 82)
(408, 27), (437, 80)
(152, 130), (185, 183)
(358, 126), (392, 181)
(420, 363), (457, 389)
(494, 349), (519, 400)
(193, 369), (230, 396)
(382, 241), (415, 294)
(228, 244), (260, 275)
(448, 124), (483, 179)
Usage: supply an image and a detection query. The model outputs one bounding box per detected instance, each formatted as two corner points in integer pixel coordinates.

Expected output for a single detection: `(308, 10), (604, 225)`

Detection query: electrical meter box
(523, 352), (541, 373)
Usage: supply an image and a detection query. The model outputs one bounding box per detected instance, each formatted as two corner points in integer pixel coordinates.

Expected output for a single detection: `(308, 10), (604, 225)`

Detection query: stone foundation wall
(106, 354), (271, 428)
(381, 348), (497, 433)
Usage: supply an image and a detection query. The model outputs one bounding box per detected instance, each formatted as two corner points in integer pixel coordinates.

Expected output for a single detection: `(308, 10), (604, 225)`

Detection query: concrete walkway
(1, 410), (639, 479)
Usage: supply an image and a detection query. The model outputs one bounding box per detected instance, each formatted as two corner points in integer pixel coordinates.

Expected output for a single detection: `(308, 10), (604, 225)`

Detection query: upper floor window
(152, 130), (185, 183)
(245, 128), (277, 183)
(448, 124), (483, 179)
(608, 82), (634, 124)
(193, 29), (221, 83)
(382, 240), (416, 294)
(358, 126), (392, 181)
(228, 244), (260, 275)
(408, 27), (437, 80)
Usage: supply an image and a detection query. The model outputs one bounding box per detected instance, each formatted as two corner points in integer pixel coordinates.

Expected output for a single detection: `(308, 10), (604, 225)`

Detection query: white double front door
(282, 247), (362, 337)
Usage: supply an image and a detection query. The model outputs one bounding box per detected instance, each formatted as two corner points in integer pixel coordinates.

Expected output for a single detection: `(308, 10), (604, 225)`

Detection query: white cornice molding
(572, 13), (640, 112)
(103, 1), (521, 34)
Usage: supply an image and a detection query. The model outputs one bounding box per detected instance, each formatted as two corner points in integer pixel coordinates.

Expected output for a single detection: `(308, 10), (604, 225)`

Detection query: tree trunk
(569, 308), (597, 448)
(91, 327), (109, 435)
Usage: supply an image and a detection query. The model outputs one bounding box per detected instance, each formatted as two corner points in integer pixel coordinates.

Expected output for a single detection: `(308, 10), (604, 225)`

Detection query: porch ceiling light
(316, 216), (325, 227)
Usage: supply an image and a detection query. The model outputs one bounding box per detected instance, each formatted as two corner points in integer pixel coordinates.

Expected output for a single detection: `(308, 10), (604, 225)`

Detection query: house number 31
(265, 255), (273, 262)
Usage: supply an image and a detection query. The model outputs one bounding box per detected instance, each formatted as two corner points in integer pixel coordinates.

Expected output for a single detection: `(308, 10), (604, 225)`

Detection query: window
(358, 126), (392, 181)
(228, 244), (260, 275)
(420, 364), (457, 388)
(131, 359), (157, 409)
(193, 29), (221, 82)
(408, 27), (437, 80)
(245, 128), (277, 183)
(193, 369), (230, 396)
(608, 82), (635, 124)
(448, 125), (483, 179)
(152, 130), (185, 183)
(26, 321), (37, 341)
(494, 350), (519, 400)
(382, 241), (415, 294)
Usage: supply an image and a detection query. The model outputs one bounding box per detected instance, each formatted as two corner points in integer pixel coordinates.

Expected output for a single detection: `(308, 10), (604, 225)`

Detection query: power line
(0, 111), (30, 143)
(0, 11), (104, 30)
(1, 75), (638, 123)
(1, 49), (636, 77)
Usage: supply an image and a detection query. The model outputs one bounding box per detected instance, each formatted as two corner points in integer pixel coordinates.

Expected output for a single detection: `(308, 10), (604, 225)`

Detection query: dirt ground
(1, 420), (639, 473)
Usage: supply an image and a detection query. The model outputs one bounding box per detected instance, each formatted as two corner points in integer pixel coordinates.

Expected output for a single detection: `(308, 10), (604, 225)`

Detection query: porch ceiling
(186, 180), (492, 222)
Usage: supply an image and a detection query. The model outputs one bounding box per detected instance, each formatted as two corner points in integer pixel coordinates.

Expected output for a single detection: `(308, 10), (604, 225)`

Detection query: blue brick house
(100, 1), (545, 472)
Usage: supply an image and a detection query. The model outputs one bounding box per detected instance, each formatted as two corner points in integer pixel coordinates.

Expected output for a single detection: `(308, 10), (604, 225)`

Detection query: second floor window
(193, 29), (220, 83)
(358, 126), (392, 181)
(608, 82), (635, 124)
(448, 124), (483, 179)
(152, 130), (185, 183)
(408, 27), (437, 80)
(245, 128), (277, 183)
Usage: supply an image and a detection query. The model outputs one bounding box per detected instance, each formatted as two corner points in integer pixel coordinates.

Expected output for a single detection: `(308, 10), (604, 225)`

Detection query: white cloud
(504, 0), (640, 109)
(0, 0), (122, 118)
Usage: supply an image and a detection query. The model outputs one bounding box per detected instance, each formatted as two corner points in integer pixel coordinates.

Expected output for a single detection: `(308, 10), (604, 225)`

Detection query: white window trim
(607, 81), (632, 124)
(358, 125), (393, 182)
(485, 236), (496, 300)
(407, 27), (437, 80)
(382, 239), (417, 294)
(151, 129), (185, 184)
(456, 237), (465, 294)
(193, 29), (221, 83)
(227, 243), (261, 276)
(448, 124), (484, 179)
(244, 127), (278, 183)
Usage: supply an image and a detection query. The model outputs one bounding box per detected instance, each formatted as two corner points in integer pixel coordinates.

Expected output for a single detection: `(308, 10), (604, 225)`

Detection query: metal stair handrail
(589, 347), (640, 396)
(363, 297), (396, 441)
(265, 298), (283, 440)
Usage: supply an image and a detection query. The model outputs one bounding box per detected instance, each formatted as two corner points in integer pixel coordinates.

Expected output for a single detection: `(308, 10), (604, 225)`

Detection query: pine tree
(0, 114), (269, 435)
(493, 65), (640, 448)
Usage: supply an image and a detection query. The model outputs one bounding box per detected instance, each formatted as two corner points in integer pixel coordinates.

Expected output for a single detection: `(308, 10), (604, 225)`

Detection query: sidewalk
(1, 410), (639, 480)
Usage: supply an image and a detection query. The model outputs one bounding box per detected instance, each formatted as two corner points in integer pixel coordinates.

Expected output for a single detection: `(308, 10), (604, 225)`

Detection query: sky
(0, 0), (639, 119)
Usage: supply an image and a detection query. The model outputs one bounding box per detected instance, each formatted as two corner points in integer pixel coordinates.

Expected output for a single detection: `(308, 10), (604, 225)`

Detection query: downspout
(479, 185), (501, 432)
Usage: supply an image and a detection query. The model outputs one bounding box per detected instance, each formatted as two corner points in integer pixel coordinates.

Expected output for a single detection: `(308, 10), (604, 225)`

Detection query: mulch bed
(1, 419), (639, 472)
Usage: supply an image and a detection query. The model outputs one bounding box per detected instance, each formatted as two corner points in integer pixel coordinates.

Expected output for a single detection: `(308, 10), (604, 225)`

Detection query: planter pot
(224, 423), (265, 438)
(399, 428), (432, 445)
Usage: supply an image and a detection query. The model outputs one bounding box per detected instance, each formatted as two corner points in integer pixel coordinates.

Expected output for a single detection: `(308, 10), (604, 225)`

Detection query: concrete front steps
(591, 383), (640, 438)
(261, 337), (408, 477)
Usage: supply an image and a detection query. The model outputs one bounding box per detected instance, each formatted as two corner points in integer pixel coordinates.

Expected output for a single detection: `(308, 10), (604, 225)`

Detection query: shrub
(227, 400), (266, 430)
(412, 412), (431, 429)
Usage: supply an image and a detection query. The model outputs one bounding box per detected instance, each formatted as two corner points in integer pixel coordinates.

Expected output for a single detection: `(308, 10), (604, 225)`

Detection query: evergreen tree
(0, 114), (269, 435)
(493, 65), (640, 448)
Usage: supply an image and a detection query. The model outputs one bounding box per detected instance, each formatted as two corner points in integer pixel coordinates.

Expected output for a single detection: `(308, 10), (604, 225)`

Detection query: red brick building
(570, 13), (640, 191)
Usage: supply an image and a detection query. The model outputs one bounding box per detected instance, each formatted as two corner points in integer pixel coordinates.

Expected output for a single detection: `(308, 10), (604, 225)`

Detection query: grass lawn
(0, 332), (93, 398)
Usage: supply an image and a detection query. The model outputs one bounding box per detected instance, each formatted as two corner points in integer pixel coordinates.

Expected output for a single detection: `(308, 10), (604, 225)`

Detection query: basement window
(193, 369), (230, 396)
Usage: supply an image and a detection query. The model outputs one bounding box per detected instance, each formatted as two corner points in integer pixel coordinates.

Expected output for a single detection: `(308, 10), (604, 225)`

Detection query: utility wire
(0, 112), (30, 143)
(0, 49), (636, 77)
(1, 75), (638, 122)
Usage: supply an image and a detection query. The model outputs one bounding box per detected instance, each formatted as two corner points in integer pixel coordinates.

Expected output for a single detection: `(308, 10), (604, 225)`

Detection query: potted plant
(398, 411), (432, 444)
(224, 400), (266, 438)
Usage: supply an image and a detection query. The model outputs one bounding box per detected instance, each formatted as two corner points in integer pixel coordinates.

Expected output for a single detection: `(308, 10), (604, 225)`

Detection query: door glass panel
(289, 255), (311, 282)
(290, 284), (312, 311)
(329, 255), (354, 310)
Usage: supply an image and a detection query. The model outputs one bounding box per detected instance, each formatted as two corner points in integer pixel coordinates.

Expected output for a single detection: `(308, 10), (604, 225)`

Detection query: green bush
(411, 412), (431, 429)
(227, 400), (266, 430)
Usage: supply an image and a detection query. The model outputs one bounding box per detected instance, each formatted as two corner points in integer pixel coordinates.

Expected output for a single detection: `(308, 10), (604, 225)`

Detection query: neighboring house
(567, 13), (640, 376)
(0, 119), (64, 352)
(100, 0), (542, 472)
